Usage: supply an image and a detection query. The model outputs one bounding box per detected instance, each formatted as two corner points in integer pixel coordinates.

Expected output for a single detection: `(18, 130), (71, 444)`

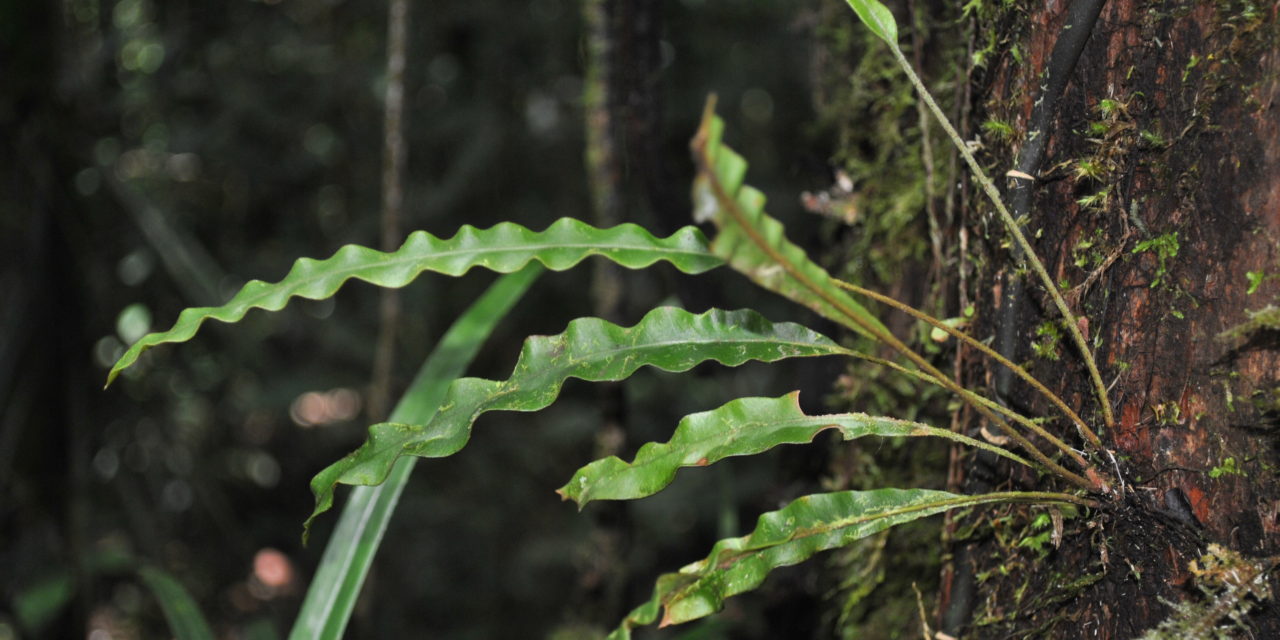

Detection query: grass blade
(289, 265), (541, 640)
(107, 219), (723, 385)
(137, 565), (216, 640)
(558, 392), (1029, 507)
(304, 307), (850, 535)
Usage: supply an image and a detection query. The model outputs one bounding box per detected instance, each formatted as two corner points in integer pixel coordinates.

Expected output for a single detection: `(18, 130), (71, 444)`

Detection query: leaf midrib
(576, 414), (910, 497)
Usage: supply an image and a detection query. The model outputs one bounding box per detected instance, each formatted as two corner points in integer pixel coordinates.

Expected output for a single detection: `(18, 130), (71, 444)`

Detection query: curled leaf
(691, 99), (890, 342)
(304, 307), (850, 537)
(290, 267), (539, 636)
(609, 489), (1069, 638)
(559, 392), (1029, 507)
(107, 219), (723, 385)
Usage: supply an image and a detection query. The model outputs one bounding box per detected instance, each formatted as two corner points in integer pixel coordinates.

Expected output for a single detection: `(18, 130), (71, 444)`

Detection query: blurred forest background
(2, 0), (954, 637)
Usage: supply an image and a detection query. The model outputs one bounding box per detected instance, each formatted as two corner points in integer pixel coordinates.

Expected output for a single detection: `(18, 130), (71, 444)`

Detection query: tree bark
(947, 1), (1280, 637)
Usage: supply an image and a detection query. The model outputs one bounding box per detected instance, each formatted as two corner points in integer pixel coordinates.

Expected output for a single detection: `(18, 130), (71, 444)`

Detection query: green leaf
(304, 307), (849, 535)
(107, 219), (723, 385)
(844, 0), (899, 46)
(290, 265), (541, 639)
(12, 571), (73, 633)
(12, 550), (187, 636)
(691, 99), (890, 342)
(137, 565), (216, 640)
(558, 392), (1029, 507)
(1247, 270), (1264, 295)
(609, 490), (1058, 638)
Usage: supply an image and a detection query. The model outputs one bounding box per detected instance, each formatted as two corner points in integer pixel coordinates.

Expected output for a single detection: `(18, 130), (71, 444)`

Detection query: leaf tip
(692, 94), (719, 154)
(844, 0), (900, 47)
(105, 357), (132, 389)
(701, 93), (718, 123)
(555, 486), (591, 511)
(658, 610), (675, 629)
(300, 506), (326, 547)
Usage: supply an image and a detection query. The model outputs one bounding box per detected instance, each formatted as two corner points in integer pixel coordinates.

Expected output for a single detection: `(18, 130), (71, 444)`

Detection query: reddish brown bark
(951, 1), (1280, 636)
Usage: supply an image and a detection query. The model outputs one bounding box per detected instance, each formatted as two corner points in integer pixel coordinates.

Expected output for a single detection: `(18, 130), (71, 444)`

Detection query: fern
(107, 3), (1113, 632)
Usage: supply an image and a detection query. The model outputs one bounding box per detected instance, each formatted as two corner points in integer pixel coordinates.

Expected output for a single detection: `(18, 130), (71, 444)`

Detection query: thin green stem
(691, 114), (1098, 493)
(834, 279), (1104, 452)
(839, 347), (1091, 473)
(989, 490), (1099, 510)
(889, 45), (1115, 432)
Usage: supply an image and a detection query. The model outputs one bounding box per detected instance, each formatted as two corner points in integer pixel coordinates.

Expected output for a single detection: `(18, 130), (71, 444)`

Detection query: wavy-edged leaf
(609, 490), (1069, 638)
(691, 100), (890, 342)
(290, 266), (540, 639)
(844, 0), (898, 46)
(107, 219), (724, 385)
(304, 307), (849, 535)
(558, 392), (1029, 507)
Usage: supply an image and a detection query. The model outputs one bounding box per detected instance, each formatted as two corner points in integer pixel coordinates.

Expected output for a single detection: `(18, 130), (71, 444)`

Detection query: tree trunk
(944, 1), (1280, 637)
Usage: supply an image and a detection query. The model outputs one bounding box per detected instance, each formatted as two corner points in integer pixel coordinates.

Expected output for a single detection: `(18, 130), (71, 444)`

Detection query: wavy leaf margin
(557, 392), (1029, 507)
(608, 489), (1081, 638)
(107, 219), (724, 385)
(691, 99), (890, 342)
(304, 307), (851, 537)
(290, 266), (540, 638)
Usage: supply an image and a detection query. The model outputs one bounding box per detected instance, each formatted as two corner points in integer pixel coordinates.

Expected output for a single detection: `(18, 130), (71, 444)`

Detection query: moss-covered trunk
(937, 1), (1280, 637)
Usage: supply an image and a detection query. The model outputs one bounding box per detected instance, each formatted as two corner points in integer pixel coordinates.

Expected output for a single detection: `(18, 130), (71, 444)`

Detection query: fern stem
(888, 45), (1115, 432)
(835, 279), (1104, 452)
(989, 490), (1099, 509)
(692, 109), (1098, 493)
(841, 348), (1091, 472)
(370, 0), (411, 421)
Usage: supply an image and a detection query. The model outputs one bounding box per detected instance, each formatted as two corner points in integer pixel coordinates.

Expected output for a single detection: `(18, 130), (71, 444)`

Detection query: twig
(908, 0), (945, 280)
(370, 0), (410, 421)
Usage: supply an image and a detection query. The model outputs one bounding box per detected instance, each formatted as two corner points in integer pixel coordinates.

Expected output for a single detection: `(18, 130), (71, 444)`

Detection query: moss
(982, 118), (1015, 141)
(1137, 544), (1277, 639)
(1032, 320), (1063, 361)
(807, 14), (972, 635)
(1132, 231), (1181, 289)
(1151, 401), (1183, 427)
(961, 501), (1100, 636)
(1246, 270), (1264, 294)
(1217, 304), (1280, 342)
(1208, 456), (1246, 478)
(811, 20), (933, 290)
